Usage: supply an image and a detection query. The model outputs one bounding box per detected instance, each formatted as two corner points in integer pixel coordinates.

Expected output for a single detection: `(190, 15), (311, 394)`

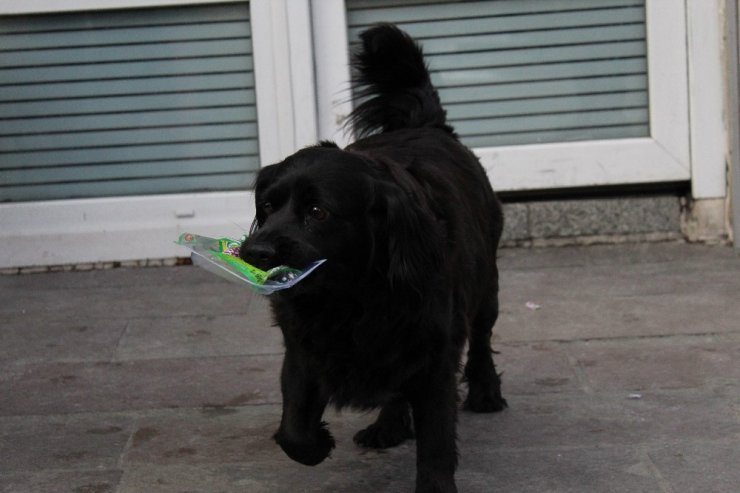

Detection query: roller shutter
(0, 2), (258, 202)
(347, 0), (649, 148)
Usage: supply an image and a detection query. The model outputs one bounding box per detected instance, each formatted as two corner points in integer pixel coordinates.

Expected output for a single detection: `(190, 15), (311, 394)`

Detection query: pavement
(1, 241), (739, 493)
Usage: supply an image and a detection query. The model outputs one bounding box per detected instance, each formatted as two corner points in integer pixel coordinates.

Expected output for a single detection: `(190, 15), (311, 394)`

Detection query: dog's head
(240, 143), (443, 299)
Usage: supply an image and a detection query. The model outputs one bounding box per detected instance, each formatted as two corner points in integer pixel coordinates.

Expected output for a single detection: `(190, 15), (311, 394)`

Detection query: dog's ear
(373, 180), (443, 301)
(252, 163), (284, 228)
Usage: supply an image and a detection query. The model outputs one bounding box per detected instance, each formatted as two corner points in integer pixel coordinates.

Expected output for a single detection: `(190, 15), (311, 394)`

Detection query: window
(348, 0), (650, 148)
(0, 2), (259, 202)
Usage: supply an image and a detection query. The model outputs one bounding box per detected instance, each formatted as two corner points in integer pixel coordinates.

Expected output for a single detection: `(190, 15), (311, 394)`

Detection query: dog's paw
(464, 383), (508, 413)
(274, 422), (335, 466)
(353, 419), (414, 449)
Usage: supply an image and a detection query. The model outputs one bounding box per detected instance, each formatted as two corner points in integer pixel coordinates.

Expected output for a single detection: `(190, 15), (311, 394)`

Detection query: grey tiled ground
(1, 242), (739, 492)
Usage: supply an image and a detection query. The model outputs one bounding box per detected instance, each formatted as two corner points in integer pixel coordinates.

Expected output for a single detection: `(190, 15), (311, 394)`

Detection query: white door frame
(728, 0), (740, 249)
(686, 0), (728, 200)
(313, 0), (726, 195)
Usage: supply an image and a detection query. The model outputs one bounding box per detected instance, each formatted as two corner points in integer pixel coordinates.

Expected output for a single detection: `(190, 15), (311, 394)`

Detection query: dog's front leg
(273, 345), (334, 466)
(408, 365), (459, 493)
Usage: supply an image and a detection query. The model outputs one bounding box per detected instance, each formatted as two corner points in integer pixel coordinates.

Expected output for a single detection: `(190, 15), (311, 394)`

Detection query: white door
(312, 0), (691, 193)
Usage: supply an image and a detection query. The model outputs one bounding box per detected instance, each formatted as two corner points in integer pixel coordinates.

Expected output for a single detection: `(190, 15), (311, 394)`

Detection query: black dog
(242, 24), (506, 493)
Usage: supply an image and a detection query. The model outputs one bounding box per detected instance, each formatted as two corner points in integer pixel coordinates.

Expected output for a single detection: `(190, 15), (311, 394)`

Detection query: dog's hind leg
(353, 396), (414, 449)
(463, 292), (508, 413)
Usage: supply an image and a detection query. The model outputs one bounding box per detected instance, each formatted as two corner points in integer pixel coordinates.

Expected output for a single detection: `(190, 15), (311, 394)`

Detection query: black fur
(241, 24), (506, 493)
(349, 24), (453, 137)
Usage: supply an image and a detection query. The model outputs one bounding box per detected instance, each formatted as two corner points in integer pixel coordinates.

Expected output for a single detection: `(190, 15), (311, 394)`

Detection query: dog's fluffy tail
(348, 24), (453, 138)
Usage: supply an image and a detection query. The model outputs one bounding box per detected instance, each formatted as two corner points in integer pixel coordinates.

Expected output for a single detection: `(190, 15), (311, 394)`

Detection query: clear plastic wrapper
(176, 232), (326, 295)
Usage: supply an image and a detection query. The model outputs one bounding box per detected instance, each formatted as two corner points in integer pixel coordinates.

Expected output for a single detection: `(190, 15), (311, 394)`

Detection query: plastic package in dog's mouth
(176, 232), (326, 295)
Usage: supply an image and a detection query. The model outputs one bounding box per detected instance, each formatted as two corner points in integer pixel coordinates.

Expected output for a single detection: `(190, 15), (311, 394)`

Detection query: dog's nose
(240, 243), (276, 269)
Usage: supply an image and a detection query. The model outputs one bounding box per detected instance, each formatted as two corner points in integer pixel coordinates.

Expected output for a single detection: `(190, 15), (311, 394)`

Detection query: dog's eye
(308, 205), (328, 221)
(262, 202), (274, 215)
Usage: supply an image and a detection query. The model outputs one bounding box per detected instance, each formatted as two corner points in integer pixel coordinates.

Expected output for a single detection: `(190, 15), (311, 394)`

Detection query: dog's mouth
(253, 259), (328, 296)
(229, 238), (327, 294)
(240, 237), (323, 274)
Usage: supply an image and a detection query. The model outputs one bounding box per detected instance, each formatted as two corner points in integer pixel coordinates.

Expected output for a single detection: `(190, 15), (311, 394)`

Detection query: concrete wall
(501, 195), (685, 247)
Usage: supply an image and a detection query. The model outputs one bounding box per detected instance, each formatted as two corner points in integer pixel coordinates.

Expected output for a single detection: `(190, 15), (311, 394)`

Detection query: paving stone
(458, 389), (740, 450)
(0, 414), (132, 472)
(0, 264), (212, 291)
(0, 318), (126, 369)
(117, 464), (281, 493)
(0, 470), (122, 493)
(123, 406), (283, 466)
(0, 274), (254, 321)
(122, 406), (386, 466)
(568, 337), (740, 391)
(648, 440), (740, 493)
(0, 355), (282, 416)
(118, 458), (417, 493)
(457, 447), (662, 493)
(496, 292), (738, 342)
(492, 342), (582, 395)
(118, 407), (415, 493)
(116, 312), (282, 361)
(495, 245), (740, 342)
